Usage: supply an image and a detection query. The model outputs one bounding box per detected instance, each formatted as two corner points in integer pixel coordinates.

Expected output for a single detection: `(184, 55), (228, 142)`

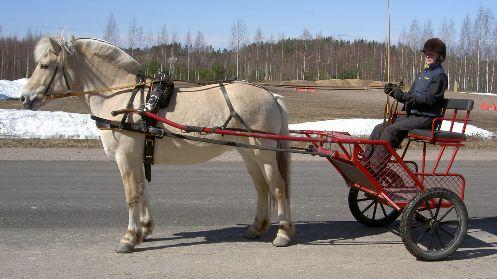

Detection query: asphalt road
(1, 159), (497, 278)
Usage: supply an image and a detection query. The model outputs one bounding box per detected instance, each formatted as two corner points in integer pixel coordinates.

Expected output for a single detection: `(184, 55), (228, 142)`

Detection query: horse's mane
(34, 37), (142, 73)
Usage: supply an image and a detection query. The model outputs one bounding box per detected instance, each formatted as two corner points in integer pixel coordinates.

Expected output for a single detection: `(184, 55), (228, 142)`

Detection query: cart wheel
(400, 188), (467, 261)
(348, 187), (400, 227)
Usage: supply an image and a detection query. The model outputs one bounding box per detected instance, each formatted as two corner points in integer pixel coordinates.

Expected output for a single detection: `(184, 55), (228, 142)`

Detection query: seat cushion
(408, 129), (466, 142)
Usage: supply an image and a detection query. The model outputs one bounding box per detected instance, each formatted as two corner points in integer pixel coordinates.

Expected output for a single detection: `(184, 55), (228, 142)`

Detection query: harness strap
(219, 83), (253, 132)
(43, 65), (60, 97)
(61, 66), (71, 91)
(120, 75), (147, 125)
(91, 115), (148, 133)
(143, 135), (155, 182)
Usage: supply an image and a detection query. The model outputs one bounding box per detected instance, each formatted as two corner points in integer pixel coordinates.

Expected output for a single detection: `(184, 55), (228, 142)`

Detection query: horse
(20, 36), (294, 253)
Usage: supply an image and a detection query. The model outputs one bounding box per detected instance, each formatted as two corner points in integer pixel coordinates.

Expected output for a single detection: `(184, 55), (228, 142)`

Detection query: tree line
(1, 7), (496, 93)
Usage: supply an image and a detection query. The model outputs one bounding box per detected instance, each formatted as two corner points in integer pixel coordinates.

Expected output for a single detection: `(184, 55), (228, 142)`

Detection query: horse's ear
(48, 37), (62, 55)
(70, 35), (76, 42)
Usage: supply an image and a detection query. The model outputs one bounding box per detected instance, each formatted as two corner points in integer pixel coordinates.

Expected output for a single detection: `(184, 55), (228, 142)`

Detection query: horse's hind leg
(253, 149), (294, 247)
(238, 150), (271, 239)
(115, 154), (146, 253)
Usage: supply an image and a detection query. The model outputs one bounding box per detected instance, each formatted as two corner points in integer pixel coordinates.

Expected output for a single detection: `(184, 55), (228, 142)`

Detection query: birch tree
(128, 18), (138, 55)
(301, 28), (312, 80)
(103, 13), (120, 45)
(157, 25), (168, 71)
(439, 18), (455, 89)
(473, 7), (493, 92)
(193, 31), (205, 81)
(254, 27), (263, 81)
(230, 19), (247, 78)
(185, 31), (192, 81)
(459, 15), (472, 90)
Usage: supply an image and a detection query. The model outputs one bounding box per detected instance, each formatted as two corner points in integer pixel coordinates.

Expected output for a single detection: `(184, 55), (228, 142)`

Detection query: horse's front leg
(140, 188), (154, 241)
(115, 154), (146, 253)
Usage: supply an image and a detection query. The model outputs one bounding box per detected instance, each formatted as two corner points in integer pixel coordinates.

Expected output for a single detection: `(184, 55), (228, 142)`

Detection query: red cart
(114, 98), (474, 261)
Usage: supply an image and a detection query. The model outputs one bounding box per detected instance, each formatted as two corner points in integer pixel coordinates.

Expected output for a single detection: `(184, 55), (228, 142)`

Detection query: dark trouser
(364, 115), (433, 168)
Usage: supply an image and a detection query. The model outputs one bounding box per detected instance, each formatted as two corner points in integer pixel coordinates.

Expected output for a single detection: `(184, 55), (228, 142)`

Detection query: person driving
(364, 38), (449, 169)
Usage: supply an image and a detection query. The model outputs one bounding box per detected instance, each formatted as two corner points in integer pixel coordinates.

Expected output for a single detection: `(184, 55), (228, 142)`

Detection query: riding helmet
(421, 38), (446, 62)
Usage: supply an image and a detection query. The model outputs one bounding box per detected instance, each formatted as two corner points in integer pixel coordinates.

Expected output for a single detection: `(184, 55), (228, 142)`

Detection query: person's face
(423, 50), (439, 65)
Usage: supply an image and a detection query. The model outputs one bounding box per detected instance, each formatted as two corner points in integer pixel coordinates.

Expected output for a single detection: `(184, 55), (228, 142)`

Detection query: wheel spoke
(380, 203), (388, 217)
(435, 230), (445, 249)
(434, 198), (443, 219)
(438, 206), (455, 222)
(441, 220), (460, 226)
(356, 197), (371, 202)
(372, 202), (378, 219)
(361, 201), (375, 214)
(416, 227), (431, 243)
(415, 212), (429, 223)
(428, 230), (435, 251)
(425, 201), (434, 219)
(410, 223), (424, 229)
(439, 226), (455, 238)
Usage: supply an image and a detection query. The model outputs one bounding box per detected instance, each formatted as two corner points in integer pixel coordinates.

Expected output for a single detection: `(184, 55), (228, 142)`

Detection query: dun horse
(20, 37), (294, 252)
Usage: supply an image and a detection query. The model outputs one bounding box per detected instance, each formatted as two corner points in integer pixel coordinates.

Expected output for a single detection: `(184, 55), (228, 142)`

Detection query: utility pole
(387, 0), (391, 82)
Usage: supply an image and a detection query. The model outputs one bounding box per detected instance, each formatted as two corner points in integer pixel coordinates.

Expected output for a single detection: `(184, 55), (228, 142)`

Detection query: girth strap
(219, 83), (252, 132)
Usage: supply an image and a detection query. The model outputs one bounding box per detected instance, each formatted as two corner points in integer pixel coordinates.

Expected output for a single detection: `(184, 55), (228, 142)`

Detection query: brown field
(1, 80), (496, 149)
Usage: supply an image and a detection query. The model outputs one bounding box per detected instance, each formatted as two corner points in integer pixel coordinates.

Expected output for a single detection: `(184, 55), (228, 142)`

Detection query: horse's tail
(274, 94), (292, 200)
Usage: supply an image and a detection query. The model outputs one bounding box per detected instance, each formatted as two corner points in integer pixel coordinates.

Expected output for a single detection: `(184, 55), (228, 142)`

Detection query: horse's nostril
(20, 96), (26, 103)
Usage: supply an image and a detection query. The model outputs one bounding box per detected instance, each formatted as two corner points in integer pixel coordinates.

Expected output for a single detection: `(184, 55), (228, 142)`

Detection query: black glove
(384, 83), (396, 96)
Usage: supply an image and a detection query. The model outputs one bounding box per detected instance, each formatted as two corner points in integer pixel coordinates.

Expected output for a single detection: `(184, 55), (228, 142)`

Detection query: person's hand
(384, 83), (396, 95)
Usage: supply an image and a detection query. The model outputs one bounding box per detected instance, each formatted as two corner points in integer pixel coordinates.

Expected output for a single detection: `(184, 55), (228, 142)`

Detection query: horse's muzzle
(20, 92), (42, 110)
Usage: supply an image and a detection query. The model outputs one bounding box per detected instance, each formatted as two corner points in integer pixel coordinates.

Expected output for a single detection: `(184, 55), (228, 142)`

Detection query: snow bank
(0, 109), (100, 139)
(467, 92), (497, 97)
(289, 118), (495, 139)
(0, 78), (27, 100)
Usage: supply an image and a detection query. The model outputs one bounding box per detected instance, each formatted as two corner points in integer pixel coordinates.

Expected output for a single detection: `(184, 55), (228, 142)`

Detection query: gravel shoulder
(1, 148), (496, 162)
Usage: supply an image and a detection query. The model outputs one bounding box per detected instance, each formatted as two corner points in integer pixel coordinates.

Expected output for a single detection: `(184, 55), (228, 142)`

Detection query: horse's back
(162, 82), (283, 131)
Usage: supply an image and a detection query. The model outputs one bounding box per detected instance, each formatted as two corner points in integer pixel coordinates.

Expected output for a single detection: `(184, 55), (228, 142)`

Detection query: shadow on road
(135, 216), (497, 260)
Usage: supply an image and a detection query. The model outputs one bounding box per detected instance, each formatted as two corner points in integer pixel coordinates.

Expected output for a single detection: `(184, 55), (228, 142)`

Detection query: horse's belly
(153, 138), (231, 164)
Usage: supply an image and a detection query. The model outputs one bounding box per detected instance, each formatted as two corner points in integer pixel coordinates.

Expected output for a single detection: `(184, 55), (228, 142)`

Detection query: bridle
(37, 48), (72, 100)
(42, 63), (71, 99)
(37, 52), (148, 101)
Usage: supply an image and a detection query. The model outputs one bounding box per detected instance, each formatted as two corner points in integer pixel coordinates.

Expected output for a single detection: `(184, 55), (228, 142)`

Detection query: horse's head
(21, 37), (72, 110)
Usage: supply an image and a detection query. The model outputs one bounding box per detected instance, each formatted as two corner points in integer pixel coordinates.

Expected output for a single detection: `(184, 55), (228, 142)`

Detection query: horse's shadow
(134, 216), (497, 260)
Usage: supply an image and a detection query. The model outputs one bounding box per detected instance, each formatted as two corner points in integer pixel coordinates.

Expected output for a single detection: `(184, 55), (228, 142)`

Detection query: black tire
(348, 187), (401, 227)
(400, 188), (467, 261)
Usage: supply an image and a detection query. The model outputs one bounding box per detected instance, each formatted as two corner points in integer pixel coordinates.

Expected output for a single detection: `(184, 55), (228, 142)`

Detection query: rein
(45, 81), (150, 100)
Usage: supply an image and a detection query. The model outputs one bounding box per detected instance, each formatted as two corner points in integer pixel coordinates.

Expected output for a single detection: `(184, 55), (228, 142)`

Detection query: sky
(1, 0), (497, 49)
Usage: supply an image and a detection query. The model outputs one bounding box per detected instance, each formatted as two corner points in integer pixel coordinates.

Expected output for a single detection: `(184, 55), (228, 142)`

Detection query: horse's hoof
(272, 235), (291, 247)
(116, 243), (134, 253)
(243, 227), (260, 239)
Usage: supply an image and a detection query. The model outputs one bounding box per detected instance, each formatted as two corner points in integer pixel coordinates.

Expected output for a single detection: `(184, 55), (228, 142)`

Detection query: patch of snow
(0, 109), (100, 139)
(0, 109), (494, 140)
(0, 78), (28, 100)
(466, 92), (497, 97)
(289, 118), (495, 139)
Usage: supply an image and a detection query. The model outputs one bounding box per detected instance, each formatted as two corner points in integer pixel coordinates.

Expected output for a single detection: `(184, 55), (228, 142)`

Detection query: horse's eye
(40, 64), (49, 69)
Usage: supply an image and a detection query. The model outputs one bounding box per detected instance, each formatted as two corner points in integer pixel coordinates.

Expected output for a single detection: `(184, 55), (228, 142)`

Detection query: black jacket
(392, 63), (448, 117)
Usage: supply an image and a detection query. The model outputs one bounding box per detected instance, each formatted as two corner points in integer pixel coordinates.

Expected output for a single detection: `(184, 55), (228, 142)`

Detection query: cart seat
(407, 98), (474, 144)
(408, 129), (466, 142)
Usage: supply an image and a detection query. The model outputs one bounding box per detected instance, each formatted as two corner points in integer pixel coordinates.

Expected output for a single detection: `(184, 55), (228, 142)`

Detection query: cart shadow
(135, 217), (497, 260)
(449, 216), (497, 260)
